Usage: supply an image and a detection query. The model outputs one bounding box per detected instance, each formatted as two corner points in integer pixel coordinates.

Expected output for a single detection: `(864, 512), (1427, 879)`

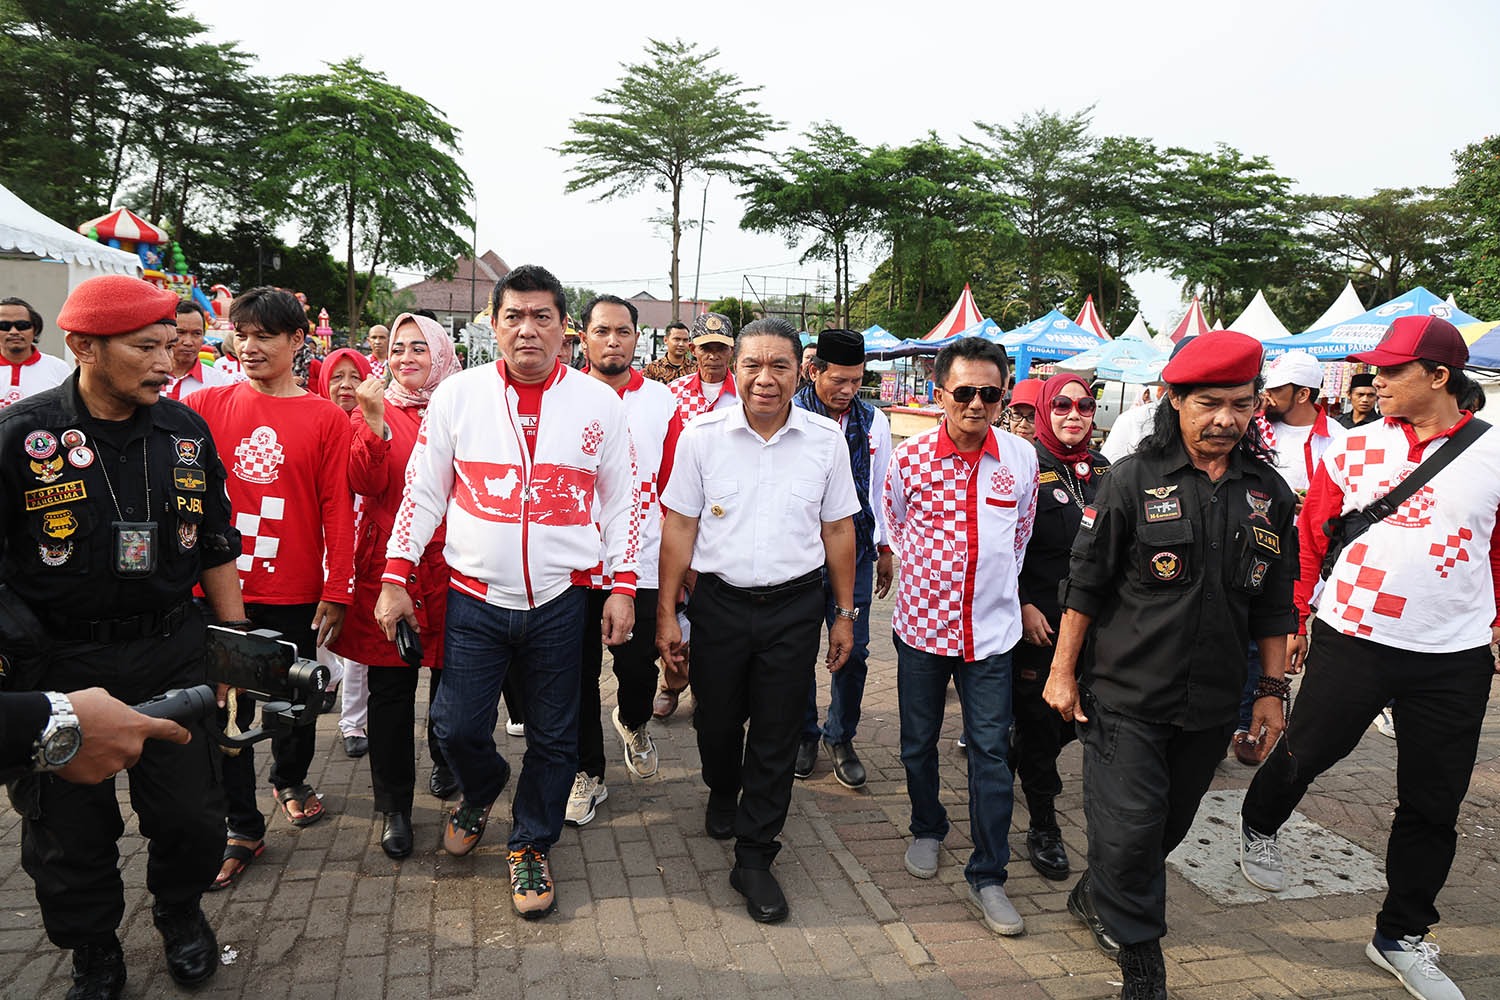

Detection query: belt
(706, 569), (822, 602)
(38, 600), (190, 642)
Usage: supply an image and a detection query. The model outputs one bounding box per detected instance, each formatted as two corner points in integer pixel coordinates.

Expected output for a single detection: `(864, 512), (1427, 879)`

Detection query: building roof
(628, 292), (711, 331)
(399, 251), (510, 317)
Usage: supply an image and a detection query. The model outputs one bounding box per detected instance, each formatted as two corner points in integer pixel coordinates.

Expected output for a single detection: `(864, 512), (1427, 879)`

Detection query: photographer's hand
(57, 688), (190, 784)
(375, 584), (417, 643)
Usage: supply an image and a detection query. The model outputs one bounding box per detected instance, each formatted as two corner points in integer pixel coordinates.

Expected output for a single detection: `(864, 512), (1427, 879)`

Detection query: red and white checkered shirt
(668, 371), (736, 424)
(885, 423), (1038, 660)
(1297, 413), (1500, 651)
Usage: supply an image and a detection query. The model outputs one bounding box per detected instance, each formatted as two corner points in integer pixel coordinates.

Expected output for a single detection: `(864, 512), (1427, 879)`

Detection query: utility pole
(691, 179), (710, 313)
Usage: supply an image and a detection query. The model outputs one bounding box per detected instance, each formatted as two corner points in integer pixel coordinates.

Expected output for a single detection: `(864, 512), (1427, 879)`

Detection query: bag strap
(1353, 417), (1489, 526)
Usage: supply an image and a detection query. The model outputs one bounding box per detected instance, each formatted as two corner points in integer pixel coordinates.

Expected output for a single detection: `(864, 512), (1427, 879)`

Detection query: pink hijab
(384, 312), (463, 409)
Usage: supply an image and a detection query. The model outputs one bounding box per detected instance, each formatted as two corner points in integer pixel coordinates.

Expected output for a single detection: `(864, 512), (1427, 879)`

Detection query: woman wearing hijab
(330, 313), (463, 859)
(317, 347), (370, 412)
(1012, 373), (1110, 883)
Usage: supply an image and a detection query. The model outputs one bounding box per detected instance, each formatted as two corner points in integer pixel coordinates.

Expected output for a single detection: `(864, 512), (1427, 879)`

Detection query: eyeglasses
(1050, 396), (1098, 416)
(1009, 409), (1036, 424)
(0, 320), (35, 333)
(945, 384), (1004, 404)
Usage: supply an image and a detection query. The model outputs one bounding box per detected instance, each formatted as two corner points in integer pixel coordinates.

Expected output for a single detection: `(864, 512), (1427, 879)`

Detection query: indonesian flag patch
(1080, 505), (1097, 530)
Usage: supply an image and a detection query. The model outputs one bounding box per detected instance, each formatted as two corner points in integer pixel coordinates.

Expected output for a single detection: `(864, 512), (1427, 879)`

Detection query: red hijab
(317, 348), (372, 403)
(1035, 373), (1094, 468)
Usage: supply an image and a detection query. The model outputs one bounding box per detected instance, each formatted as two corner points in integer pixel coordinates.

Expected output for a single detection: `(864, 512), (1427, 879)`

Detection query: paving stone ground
(2, 588), (1497, 998)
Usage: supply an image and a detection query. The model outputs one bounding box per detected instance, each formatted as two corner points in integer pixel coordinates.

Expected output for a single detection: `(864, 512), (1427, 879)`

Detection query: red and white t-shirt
(214, 356), (250, 384)
(668, 372), (737, 425)
(165, 359), (233, 401)
(1, 351), (71, 408)
(189, 382), (355, 606)
(1297, 414), (1500, 652)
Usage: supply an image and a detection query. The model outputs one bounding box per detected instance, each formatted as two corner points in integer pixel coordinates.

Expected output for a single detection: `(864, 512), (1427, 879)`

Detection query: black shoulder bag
(1320, 418), (1490, 580)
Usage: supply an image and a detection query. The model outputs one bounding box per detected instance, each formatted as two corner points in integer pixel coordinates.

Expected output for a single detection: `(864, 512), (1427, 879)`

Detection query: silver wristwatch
(834, 605), (860, 622)
(33, 692), (83, 773)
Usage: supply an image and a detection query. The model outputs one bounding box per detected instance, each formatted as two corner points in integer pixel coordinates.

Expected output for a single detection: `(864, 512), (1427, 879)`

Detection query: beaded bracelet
(1254, 674), (1292, 700)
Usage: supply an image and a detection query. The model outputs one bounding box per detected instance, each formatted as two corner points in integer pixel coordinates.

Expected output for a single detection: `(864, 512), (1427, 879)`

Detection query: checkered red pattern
(669, 372), (734, 424)
(1429, 527), (1473, 579)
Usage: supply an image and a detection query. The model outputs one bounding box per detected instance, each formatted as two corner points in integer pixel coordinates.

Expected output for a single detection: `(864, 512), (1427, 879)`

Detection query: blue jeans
(1237, 640), (1263, 731)
(432, 586), (585, 852)
(803, 559), (874, 744)
(895, 634), (1016, 888)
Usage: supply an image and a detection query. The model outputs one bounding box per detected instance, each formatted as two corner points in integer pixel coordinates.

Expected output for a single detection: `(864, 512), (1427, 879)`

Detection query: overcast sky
(193, 0), (1499, 333)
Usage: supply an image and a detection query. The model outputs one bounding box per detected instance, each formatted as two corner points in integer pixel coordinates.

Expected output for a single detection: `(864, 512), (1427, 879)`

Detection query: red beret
(57, 275), (180, 337)
(1161, 330), (1263, 387)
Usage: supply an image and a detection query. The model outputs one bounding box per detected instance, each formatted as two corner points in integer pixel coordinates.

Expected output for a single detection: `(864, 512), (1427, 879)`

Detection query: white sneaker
(564, 772), (607, 826)
(612, 706), (658, 779)
(1374, 707), (1397, 740)
(1240, 822), (1286, 892)
(505, 719), (525, 738)
(1367, 932), (1466, 1000)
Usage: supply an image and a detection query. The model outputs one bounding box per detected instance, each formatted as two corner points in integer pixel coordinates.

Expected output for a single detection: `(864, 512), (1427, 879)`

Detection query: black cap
(1350, 372), (1376, 390)
(816, 329), (865, 366)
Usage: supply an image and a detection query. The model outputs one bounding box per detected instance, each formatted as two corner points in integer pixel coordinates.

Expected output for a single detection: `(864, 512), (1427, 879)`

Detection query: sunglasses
(1051, 396), (1097, 416)
(945, 384), (1004, 404)
(0, 320), (35, 333)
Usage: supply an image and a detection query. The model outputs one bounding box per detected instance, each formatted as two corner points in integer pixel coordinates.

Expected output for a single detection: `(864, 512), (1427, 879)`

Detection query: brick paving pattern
(2, 587), (1497, 997)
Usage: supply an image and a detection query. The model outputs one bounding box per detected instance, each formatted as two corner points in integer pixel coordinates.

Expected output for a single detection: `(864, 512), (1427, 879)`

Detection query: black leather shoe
(793, 738), (818, 779)
(824, 741), (867, 788)
(343, 735), (369, 758)
(429, 764), (459, 799)
(151, 901), (218, 987)
(382, 811), (414, 859)
(1067, 871), (1119, 957)
(705, 808), (734, 840)
(729, 866), (789, 923)
(68, 937), (125, 1000)
(1027, 826), (1070, 881)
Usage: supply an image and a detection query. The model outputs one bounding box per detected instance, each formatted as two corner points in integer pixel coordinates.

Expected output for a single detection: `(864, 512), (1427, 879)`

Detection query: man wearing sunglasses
(887, 337), (1037, 938)
(1, 297), (72, 409)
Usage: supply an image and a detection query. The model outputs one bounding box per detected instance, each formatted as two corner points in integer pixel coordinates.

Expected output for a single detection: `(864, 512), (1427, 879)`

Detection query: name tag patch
(1038, 470), (1060, 484)
(25, 479), (86, 511)
(1251, 526), (1281, 555)
(1144, 497), (1182, 522)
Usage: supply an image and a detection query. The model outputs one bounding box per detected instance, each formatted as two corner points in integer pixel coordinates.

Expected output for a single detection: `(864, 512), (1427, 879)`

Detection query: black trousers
(221, 602), (319, 839)
(688, 573), (823, 869)
(1010, 639), (1076, 822)
(1242, 619), (1494, 939)
(578, 588), (659, 780)
(366, 665), (445, 814)
(1080, 692), (1233, 946)
(17, 609), (223, 949)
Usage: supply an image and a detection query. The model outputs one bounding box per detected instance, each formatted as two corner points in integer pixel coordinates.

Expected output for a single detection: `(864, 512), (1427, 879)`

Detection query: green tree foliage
(559, 38), (781, 324)
(1302, 188), (1459, 304)
(257, 58), (473, 332)
(563, 286), (602, 323)
(1071, 136), (1157, 331)
(1451, 135), (1500, 319)
(707, 296), (756, 329)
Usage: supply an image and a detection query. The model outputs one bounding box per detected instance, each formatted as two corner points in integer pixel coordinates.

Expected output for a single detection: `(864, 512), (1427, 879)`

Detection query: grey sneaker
(904, 837), (940, 879)
(968, 883), (1024, 936)
(564, 772), (607, 827)
(611, 707), (658, 779)
(1240, 821), (1286, 892)
(1366, 931), (1466, 1000)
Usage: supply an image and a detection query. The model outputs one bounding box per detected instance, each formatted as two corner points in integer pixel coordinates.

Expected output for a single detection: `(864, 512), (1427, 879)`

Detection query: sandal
(276, 784), (327, 828)
(209, 838), (264, 891)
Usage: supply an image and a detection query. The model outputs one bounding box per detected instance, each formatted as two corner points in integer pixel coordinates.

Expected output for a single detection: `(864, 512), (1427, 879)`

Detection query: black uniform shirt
(1336, 411), (1380, 430)
(0, 373), (239, 618)
(1060, 439), (1298, 728)
(1017, 445), (1110, 625)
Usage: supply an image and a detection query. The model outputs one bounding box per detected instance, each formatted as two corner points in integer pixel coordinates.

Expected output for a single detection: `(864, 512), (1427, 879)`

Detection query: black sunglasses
(0, 320), (35, 333)
(946, 384), (1004, 404)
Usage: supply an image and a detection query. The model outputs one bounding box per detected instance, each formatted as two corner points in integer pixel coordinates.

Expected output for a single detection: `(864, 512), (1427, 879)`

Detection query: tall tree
(1450, 135), (1500, 319)
(257, 58), (473, 329)
(1071, 135), (1157, 331)
(558, 38), (781, 323)
(1301, 188), (1458, 303)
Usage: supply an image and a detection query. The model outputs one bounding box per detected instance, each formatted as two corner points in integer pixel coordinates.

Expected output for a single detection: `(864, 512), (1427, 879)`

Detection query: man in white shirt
(164, 301), (231, 401)
(0, 297), (71, 408)
(1101, 384), (1163, 464)
(657, 317), (858, 925)
(365, 324), (389, 380)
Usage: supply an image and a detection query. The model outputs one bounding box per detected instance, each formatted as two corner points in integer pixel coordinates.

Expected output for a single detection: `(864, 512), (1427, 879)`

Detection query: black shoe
(1067, 871), (1119, 957)
(151, 901), (218, 987)
(381, 811), (414, 859)
(793, 738), (819, 779)
(705, 808), (734, 840)
(429, 764), (459, 799)
(1118, 939), (1168, 1000)
(730, 866), (789, 923)
(1027, 826), (1070, 881)
(823, 740), (867, 788)
(68, 937), (125, 1000)
(343, 735), (369, 758)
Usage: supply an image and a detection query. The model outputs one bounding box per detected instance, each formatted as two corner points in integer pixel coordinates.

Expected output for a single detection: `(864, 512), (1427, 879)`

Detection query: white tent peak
(1229, 290), (1291, 342)
(1, 182), (142, 274)
(922, 284), (984, 341)
(1305, 281), (1365, 332)
(1166, 297), (1211, 343)
(1118, 314), (1152, 341)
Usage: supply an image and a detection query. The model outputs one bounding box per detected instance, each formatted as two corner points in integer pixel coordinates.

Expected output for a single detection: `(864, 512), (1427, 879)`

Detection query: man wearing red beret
(0, 274), (247, 998)
(1044, 331), (1298, 1000)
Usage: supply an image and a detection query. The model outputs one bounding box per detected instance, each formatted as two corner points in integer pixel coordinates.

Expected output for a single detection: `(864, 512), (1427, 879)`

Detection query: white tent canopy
(1117, 314), (1152, 341)
(1229, 290), (1292, 342)
(1, 183), (141, 274)
(1305, 281), (1364, 332)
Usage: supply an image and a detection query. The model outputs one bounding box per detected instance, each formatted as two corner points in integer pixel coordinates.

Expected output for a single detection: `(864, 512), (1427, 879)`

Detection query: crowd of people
(0, 271), (1495, 1000)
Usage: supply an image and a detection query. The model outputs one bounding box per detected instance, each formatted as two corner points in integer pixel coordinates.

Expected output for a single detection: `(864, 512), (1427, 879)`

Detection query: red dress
(330, 403), (448, 668)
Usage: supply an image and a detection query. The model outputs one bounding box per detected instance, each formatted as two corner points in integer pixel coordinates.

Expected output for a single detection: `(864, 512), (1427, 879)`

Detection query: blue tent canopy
(860, 324), (905, 357)
(877, 317), (1003, 357)
(1263, 287), (1481, 361)
(1000, 310), (1108, 378)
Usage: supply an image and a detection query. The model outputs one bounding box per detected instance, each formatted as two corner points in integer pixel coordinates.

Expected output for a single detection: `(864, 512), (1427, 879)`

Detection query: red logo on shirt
(233, 426), (285, 484)
(991, 467), (1015, 496)
(453, 461), (595, 526)
(581, 420), (604, 456)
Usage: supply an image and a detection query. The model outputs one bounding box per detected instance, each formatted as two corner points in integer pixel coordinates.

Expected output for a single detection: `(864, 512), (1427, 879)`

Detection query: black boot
(152, 900), (218, 987)
(1117, 938), (1168, 1000)
(1067, 870), (1119, 956)
(429, 764), (459, 799)
(68, 936), (125, 1000)
(1025, 793), (1070, 879)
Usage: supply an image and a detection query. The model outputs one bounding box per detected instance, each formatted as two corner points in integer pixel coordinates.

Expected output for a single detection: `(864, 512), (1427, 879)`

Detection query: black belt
(38, 600), (190, 642)
(706, 569), (822, 602)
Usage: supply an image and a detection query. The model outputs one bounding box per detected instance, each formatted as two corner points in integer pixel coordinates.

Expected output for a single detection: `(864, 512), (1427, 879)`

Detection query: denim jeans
(895, 634), (1016, 888)
(1236, 640), (1263, 731)
(803, 559), (874, 745)
(432, 586), (586, 852)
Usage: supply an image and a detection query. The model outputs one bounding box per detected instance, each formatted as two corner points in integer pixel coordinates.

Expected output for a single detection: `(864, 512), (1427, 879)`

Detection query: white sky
(192, 0), (1499, 333)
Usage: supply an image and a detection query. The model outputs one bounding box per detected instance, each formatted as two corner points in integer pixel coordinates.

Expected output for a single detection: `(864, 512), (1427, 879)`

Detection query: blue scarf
(795, 384), (876, 563)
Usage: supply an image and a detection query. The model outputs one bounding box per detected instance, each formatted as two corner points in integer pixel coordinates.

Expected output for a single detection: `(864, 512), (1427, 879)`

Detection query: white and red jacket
(385, 359), (639, 610)
(886, 422), (1038, 660)
(1, 350), (71, 408)
(669, 371), (737, 424)
(573, 369), (681, 592)
(1261, 406), (1346, 493)
(1298, 413), (1500, 652)
(165, 359), (232, 401)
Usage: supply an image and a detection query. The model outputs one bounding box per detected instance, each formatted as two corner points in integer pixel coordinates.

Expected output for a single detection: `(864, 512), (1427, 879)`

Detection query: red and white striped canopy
(922, 284), (984, 341)
(78, 207), (168, 244)
(1167, 296), (1212, 343)
(1074, 294), (1109, 339)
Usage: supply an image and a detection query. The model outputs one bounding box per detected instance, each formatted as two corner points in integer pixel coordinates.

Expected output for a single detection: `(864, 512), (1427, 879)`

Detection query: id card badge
(112, 521), (158, 577)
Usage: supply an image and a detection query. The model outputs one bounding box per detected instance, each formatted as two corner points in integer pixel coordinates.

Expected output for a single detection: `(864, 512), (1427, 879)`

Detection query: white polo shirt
(661, 402), (861, 589)
(1, 350), (71, 408)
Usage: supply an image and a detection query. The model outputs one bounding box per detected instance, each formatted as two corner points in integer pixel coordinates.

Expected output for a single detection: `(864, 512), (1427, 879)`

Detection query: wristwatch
(834, 605), (860, 622)
(33, 692), (83, 773)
